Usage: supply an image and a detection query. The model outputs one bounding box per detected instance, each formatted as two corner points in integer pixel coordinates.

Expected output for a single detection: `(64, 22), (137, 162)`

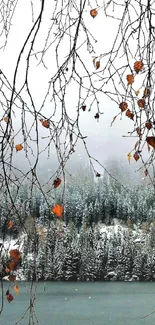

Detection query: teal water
(0, 282), (155, 325)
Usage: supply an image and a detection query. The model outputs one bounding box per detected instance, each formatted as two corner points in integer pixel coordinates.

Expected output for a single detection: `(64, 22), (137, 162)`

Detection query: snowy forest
(1, 163), (155, 282)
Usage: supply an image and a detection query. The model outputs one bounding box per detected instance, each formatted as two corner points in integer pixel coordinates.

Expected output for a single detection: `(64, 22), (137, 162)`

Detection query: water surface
(0, 282), (155, 325)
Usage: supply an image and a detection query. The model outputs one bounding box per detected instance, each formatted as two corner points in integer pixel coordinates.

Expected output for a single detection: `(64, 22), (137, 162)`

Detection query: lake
(0, 282), (155, 325)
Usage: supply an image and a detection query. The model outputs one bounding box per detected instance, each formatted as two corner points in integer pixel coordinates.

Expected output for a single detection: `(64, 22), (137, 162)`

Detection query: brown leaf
(15, 144), (23, 152)
(146, 136), (155, 149)
(42, 120), (50, 128)
(134, 61), (143, 73)
(9, 249), (21, 261)
(3, 117), (9, 123)
(126, 74), (134, 85)
(119, 102), (128, 112)
(133, 153), (140, 161)
(125, 109), (134, 120)
(53, 178), (61, 189)
(95, 61), (100, 70)
(6, 293), (14, 303)
(145, 121), (152, 130)
(81, 105), (86, 111)
(144, 169), (148, 177)
(143, 88), (150, 98)
(8, 220), (14, 229)
(147, 143), (151, 152)
(137, 98), (145, 108)
(90, 9), (98, 18)
(8, 261), (17, 271)
(51, 204), (64, 218)
(136, 127), (142, 137)
(8, 275), (16, 282)
(5, 267), (10, 273)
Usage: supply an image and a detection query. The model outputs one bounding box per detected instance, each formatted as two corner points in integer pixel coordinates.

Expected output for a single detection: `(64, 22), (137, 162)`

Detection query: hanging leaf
(41, 120), (50, 128)
(13, 285), (19, 295)
(53, 178), (61, 189)
(8, 220), (14, 229)
(96, 61), (100, 70)
(136, 127), (142, 137)
(144, 169), (148, 177)
(126, 74), (134, 85)
(135, 90), (140, 96)
(5, 267), (10, 273)
(145, 121), (152, 130)
(146, 136), (155, 149)
(90, 9), (98, 18)
(8, 275), (16, 282)
(81, 105), (86, 111)
(9, 249), (21, 261)
(51, 204), (64, 218)
(137, 98), (145, 108)
(96, 172), (101, 177)
(3, 117), (9, 123)
(15, 144), (23, 152)
(8, 261), (17, 271)
(94, 113), (99, 119)
(6, 293), (14, 303)
(125, 109), (134, 120)
(134, 61), (143, 73)
(133, 152), (140, 161)
(127, 152), (132, 163)
(143, 88), (150, 97)
(119, 102), (128, 112)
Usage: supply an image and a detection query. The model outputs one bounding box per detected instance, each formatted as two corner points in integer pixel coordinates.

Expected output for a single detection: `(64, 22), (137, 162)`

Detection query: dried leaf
(119, 102), (128, 112)
(53, 178), (61, 189)
(145, 121), (152, 130)
(6, 293), (14, 303)
(9, 249), (21, 261)
(146, 136), (155, 149)
(3, 117), (9, 123)
(126, 74), (134, 85)
(5, 267), (10, 273)
(134, 61), (143, 73)
(13, 285), (19, 295)
(42, 120), (50, 128)
(147, 143), (151, 152)
(8, 220), (14, 229)
(137, 98), (145, 108)
(90, 9), (98, 18)
(126, 109), (134, 120)
(143, 88), (150, 97)
(51, 204), (64, 218)
(133, 153), (140, 161)
(8, 275), (16, 282)
(135, 90), (140, 96)
(127, 152), (132, 163)
(81, 105), (86, 111)
(136, 127), (142, 137)
(8, 261), (17, 271)
(94, 113), (99, 119)
(96, 61), (100, 70)
(144, 169), (148, 177)
(15, 144), (23, 152)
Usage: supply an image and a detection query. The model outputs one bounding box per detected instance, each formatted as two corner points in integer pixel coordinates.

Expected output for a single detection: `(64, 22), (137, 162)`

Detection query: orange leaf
(53, 178), (61, 189)
(9, 249), (21, 261)
(127, 152), (132, 163)
(146, 136), (155, 149)
(6, 293), (14, 303)
(51, 204), (64, 218)
(8, 261), (17, 271)
(8, 220), (14, 229)
(3, 117), (9, 123)
(126, 74), (134, 85)
(5, 267), (10, 273)
(90, 9), (98, 18)
(119, 102), (128, 112)
(13, 285), (19, 295)
(96, 61), (100, 70)
(125, 109), (134, 120)
(42, 120), (50, 128)
(133, 153), (140, 161)
(15, 144), (23, 152)
(8, 275), (16, 282)
(134, 61), (143, 73)
(137, 98), (145, 108)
